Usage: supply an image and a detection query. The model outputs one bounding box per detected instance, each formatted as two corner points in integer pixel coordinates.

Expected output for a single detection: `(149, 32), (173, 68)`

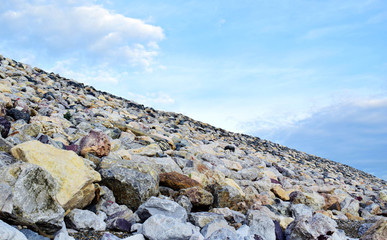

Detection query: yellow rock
(279, 217), (294, 230)
(30, 116), (72, 138)
(345, 212), (364, 221)
(11, 140), (101, 210)
(222, 178), (246, 197)
(0, 83), (11, 93)
(223, 159), (243, 171)
(380, 191), (387, 202)
(263, 170), (278, 180)
(271, 185), (290, 201)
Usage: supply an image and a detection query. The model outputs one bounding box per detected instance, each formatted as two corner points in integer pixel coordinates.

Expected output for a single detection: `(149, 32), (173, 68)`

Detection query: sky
(0, 0), (386, 180)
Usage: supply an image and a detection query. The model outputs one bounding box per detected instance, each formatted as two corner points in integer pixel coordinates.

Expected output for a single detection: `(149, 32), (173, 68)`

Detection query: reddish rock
(80, 130), (111, 157)
(160, 171), (201, 190)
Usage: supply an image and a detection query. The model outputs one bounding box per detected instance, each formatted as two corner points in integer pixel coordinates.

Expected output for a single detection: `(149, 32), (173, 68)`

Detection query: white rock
(0, 220), (28, 240)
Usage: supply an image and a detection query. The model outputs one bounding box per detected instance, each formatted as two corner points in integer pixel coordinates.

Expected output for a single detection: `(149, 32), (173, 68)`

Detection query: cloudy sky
(1, 0), (386, 180)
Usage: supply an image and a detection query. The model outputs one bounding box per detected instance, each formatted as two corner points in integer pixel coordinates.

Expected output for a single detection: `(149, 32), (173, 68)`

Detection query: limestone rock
(271, 185), (290, 201)
(11, 140), (101, 209)
(201, 219), (235, 239)
(0, 163), (64, 234)
(135, 196), (188, 222)
(65, 209), (106, 231)
(80, 130), (111, 157)
(142, 214), (199, 240)
(247, 214), (276, 240)
(340, 197), (360, 217)
(285, 213), (346, 240)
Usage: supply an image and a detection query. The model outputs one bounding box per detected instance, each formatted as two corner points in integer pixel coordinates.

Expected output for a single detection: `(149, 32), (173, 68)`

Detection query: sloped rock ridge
(0, 54), (386, 240)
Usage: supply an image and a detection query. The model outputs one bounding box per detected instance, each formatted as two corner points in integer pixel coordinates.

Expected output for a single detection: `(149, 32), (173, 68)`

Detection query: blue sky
(0, 0), (386, 180)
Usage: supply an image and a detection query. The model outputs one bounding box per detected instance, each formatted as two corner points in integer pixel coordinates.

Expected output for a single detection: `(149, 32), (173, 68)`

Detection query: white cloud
(302, 24), (356, 40)
(0, 0), (164, 69)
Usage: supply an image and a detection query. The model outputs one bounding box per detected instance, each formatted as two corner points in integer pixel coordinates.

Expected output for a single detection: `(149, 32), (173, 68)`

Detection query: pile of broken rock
(0, 54), (386, 240)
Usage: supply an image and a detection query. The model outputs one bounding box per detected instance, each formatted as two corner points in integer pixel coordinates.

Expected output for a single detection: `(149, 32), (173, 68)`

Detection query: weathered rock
(271, 185), (290, 201)
(0, 219), (28, 240)
(80, 130), (111, 157)
(100, 167), (158, 210)
(176, 195), (193, 213)
(246, 214), (276, 240)
(206, 228), (241, 240)
(209, 207), (246, 224)
(290, 204), (313, 219)
(179, 186), (214, 208)
(159, 171), (201, 190)
(201, 219), (235, 239)
(213, 180), (245, 210)
(0, 163), (64, 234)
(285, 213), (346, 240)
(11, 140), (101, 209)
(289, 191), (325, 211)
(130, 143), (162, 157)
(65, 209), (106, 231)
(340, 197), (360, 217)
(135, 196), (187, 222)
(142, 214), (199, 240)
(360, 218), (387, 240)
(189, 212), (225, 228)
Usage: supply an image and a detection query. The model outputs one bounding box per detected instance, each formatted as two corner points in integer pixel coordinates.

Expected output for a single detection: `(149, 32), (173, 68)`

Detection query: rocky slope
(0, 54), (386, 240)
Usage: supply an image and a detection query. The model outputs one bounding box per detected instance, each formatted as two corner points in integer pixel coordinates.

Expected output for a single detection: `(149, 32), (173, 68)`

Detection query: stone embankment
(0, 54), (386, 240)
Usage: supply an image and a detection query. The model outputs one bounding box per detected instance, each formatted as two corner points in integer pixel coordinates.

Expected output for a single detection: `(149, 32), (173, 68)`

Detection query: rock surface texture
(0, 54), (386, 239)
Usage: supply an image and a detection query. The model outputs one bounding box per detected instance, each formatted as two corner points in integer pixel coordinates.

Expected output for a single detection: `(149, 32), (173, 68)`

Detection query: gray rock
(201, 219), (234, 239)
(209, 207), (246, 224)
(289, 204), (313, 219)
(101, 233), (121, 240)
(285, 213), (346, 240)
(0, 219), (28, 240)
(53, 222), (75, 240)
(0, 163), (64, 234)
(206, 228), (242, 240)
(189, 212), (225, 228)
(142, 214), (199, 240)
(236, 224), (250, 239)
(358, 222), (373, 237)
(176, 195), (193, 213)
(247, 215), (276, 240)
(65, 209), (106, 231)
(99, 166), (158, 210)
(340, 197), (360, 217)
(135, 196), (188, 222)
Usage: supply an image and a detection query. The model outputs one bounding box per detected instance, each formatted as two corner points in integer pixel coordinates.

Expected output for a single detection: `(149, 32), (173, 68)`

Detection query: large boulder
(99, 167), (158, 210)
(0, 163), (64, 234)
(11, 140), (101, 209)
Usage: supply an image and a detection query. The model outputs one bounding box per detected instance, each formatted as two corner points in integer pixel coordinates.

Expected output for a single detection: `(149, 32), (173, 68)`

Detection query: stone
(53, 222), (75, 240)
(135, 196), (187, 222)
(380, 190), (387, 202)
(289, 191), (325, 211)
(80, 130), (111, 157)
(100, 167), (158, 210)
(65, 209), (106, 231)
(179, 186), (214, 208)
(285, 213), (345, 240)
(0, 163), (64, 234)
(201, 219), (235, 239)
(0, 116), (11, 138)
(130, 143), (162, 157)
(176, 195), (193, 213)
(290, 204), (313, 219)
(340, 197), (360, 217)
(160, 171), (201, 190)
(0, 219), (28, 240)
(142, 214), (199, 240)
(189, 212), (225, 228)
(101, 233), (121, 240)
(11, 140), (101, 209)
(247, 214), (276, 240)
(7, 108), (30, 123)
(213, 180), (245, 210)
(206, 228), (242, 240)
(271, 185), (290, 201)
(209, 207), (246, 224)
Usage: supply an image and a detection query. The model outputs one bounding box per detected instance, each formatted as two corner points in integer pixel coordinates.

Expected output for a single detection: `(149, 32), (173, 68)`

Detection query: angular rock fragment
(80, 130), (111, 157)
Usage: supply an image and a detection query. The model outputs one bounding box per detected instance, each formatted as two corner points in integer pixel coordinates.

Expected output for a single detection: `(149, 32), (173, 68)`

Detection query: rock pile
(0, 54), (386, 240)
